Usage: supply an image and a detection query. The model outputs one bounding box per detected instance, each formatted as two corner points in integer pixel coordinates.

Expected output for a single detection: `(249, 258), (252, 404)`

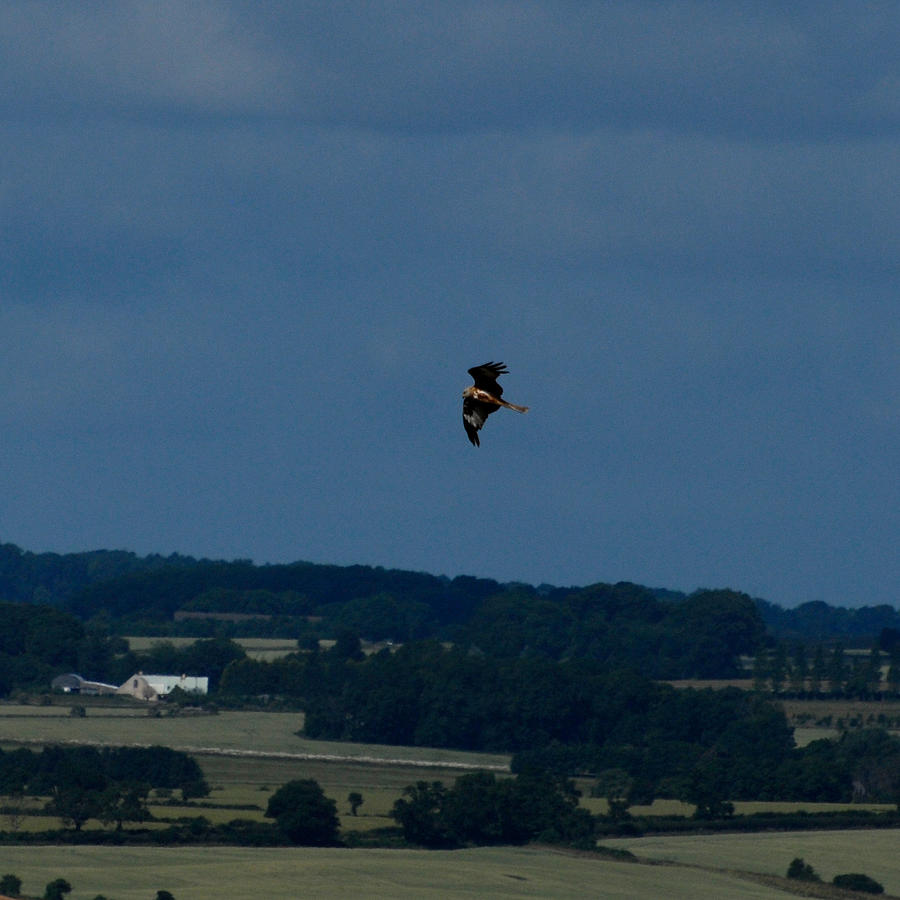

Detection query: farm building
(117, 673), (209, 701)
(51, 673), (119, 695)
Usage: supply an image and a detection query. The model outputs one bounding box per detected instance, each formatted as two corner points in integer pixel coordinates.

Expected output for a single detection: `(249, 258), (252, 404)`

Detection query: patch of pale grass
(0, 708), (509, 771)
(793, 726), (840, 746)
(602, 828), (900, 896)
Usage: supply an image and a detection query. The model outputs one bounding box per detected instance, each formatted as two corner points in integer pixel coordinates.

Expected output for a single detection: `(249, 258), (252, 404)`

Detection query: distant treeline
(2, 542), (898, 650)
(757, 597), (900, 644)
(3, 540), (900, 703)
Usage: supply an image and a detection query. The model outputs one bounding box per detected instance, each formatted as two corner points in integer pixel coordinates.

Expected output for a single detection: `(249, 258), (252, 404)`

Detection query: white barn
(117, 673), (209, 702)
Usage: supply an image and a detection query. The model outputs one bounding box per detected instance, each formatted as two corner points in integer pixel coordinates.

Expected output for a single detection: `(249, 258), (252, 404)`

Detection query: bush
(44, 879), (72, 900)
(786, 857), (820, 881)
(0, 873), (22, 896)
(832, 873), (884, 894)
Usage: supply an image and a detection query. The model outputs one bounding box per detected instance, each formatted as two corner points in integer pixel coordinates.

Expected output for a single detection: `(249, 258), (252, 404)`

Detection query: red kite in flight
(462, 361), (529, 446)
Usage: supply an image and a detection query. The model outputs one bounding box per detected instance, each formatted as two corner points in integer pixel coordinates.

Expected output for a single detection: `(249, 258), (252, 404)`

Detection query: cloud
(2, 2), (899, 137)
(0, 1), (285, 117)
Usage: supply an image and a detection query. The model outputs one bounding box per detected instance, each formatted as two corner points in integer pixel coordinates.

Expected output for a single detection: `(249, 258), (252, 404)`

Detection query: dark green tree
(500, 771), (594, 846)
(43, 879), (72, 900)
(837, 730), (900, 804)
(682, 754), (735, 820)
(440, 772), (510, 845)
(393, 772), (594, 848)
(180, 637), (246, 690)
(49, 787), (102, 831)
(98, 782), (149, 831)
(809, 644), (825, 695)
(0, 873), (22, 897)
(752, 649), (769, 693)
(866, 646), (882, 695)
(769, 643), (787, 694)
(391, 781), (451, 847)
(265, 779), (340, 845)
(888, 646), (900, 695)
(329, 629), (365, 662)
(789, 643), (808, 695)
(786, 858), (820, 881)
(827, 644), (847, 695)
(668, 590), (765, 678)
(347, 791), (363, 816)
(845, 655), (869, 698)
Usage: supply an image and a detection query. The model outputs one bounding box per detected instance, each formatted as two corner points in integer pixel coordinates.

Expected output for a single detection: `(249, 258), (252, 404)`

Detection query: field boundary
(3, 737), (509, 771)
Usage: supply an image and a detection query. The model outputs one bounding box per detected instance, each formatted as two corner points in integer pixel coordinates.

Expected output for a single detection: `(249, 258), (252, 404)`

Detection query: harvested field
(603, 828), (900, 897)
(0, 845), (833, 899)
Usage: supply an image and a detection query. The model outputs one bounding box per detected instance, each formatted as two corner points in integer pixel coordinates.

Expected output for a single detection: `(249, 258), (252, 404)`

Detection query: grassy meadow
(0, 702), (510, 835)
(0, 703), (509, 769)
(0, 844), (828, 900)
(602, 829), (900, 897)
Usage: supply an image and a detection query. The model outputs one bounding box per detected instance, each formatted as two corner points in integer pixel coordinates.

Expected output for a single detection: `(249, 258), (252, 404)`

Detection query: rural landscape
(5, 1), (898, 897)
(1, 543), (900, 899)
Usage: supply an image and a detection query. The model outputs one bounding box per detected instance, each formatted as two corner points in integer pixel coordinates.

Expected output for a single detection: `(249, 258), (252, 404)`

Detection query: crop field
(0, 704), (509, 769)
(0, 845), (829, 900)
(124, 635), (393, 659)
(126, 635), (325, 660)
(125, 635), (308, 661)
(0, 704), (510, 834)
(781, 698), (900, 729)
(602, 829), (900, 896)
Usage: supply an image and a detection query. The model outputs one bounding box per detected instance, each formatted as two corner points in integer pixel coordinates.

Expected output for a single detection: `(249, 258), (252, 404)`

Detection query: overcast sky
(1, 2), (897, 608)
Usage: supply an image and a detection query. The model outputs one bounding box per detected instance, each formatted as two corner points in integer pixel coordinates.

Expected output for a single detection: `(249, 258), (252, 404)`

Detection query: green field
(3, 704), (894, 832)
(0, 704), (510, 834)
(0, 705), (509, 770)
(0, 845), (827, 900)
(602, 829), (900, 896)
(5, 706), (900, 898)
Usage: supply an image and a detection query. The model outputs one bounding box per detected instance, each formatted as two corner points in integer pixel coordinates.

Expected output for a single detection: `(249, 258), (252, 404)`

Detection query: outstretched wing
(462, 396), (496, 447)
(467, 361), (507, 398)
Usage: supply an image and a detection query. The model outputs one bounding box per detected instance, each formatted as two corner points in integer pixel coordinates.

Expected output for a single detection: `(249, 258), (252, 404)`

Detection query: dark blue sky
(1, 2), (897, 607)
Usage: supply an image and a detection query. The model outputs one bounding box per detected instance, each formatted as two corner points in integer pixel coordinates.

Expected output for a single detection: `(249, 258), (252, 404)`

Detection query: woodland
(2, 541), (900, 845)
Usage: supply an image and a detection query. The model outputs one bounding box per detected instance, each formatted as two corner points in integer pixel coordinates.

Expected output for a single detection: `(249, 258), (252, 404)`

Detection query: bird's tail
(501, 401), (529, 413)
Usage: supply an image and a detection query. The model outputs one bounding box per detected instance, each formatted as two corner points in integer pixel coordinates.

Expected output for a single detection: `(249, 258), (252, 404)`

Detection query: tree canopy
(264, 779), (340, 845)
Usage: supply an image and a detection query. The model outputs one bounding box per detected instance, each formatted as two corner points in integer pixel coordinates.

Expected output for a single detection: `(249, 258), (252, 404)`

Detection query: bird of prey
(462, 361), (529, 446)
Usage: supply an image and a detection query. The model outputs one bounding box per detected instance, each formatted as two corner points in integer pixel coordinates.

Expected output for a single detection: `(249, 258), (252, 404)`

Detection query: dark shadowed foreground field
(0, 844), (843, 899)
